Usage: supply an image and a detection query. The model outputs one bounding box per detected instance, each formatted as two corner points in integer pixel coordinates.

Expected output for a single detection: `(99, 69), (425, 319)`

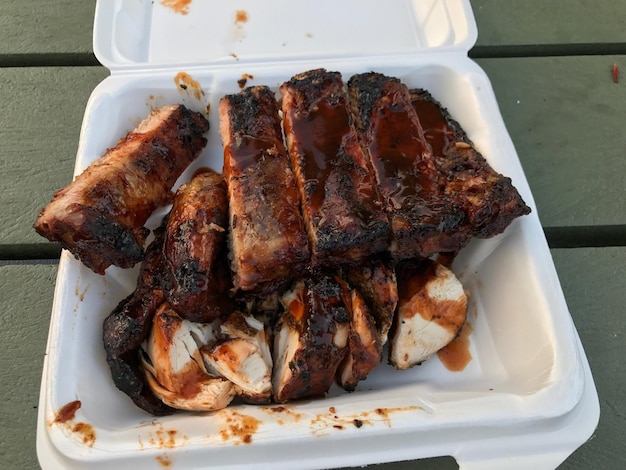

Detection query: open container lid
(93, 0), (477, 71)
(38, 1), (599, 469)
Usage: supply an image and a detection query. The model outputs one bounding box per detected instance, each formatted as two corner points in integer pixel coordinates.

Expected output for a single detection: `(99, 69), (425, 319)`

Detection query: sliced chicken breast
(389, 259), (467, 370)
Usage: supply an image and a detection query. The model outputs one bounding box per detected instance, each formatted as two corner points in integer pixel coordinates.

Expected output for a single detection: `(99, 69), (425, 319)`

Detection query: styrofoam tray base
(36, 51), (599, 470)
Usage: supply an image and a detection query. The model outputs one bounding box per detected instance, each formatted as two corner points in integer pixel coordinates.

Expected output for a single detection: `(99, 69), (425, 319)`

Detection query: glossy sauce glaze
(285, 88), (382, 222)
(367, 89), (439, 211)
(281, 69), (389, 265)
(410, 93), (457, 159)
(220, 86), (310, 293)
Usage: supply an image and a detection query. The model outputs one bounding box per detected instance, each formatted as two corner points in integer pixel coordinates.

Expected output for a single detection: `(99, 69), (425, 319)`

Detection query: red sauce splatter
(52, 400), (96, 447)
(72, 422), (96, 447)
(161, 0), (191, 15)
(219, 410), (260, 444)
(174, 72), (204, 100)
(237, 73), (255, 89)
(156, 453), (172, 467)
(235, 10), (248, 23)
(54, 400), (81, 423)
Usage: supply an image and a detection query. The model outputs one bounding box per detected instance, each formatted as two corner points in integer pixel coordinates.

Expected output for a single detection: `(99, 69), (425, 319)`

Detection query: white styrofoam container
(37, 1), (599, 468)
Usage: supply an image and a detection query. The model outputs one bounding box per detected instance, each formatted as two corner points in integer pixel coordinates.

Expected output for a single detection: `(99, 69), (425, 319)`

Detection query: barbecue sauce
(437, 322), (473, 371)
(397, 259), (467, 332)
(410, 93), (454, 158)
(367, 90), (439, 211)
(284, 91), (383, 224)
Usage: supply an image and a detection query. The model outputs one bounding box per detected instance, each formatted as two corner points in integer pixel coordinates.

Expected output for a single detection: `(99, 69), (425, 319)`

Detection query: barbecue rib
(102, 221), (175, 416)
(34, 104), (210, 274)
(347, 72), (470, 260)
(219, 86), (310, 294)
(162, 169), (233, 322)
(409, 89), (531, 237)
(272, 275), (350, 403)
(335, 277), (381, 391)
(281, 69), (390, 267)
(344, 256), (398, 347)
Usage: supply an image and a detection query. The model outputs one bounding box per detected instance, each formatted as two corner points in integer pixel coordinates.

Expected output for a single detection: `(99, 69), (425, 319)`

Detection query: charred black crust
(284, 68), (344, 106)
(408, 88), (531, 237)
(347, 72), (401, 131)
(34, 204), (146, 275)
(105, 350), (175, 416)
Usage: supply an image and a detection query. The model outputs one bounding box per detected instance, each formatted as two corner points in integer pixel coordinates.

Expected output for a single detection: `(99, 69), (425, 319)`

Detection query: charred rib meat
(347, 72), (470, 260)
(272, 275), (350, 403)
(34, 104), (210, 274)
(102, 221), (175, 416)
(409, 89), (531, 237)
(335, 277), (381, 391)
(219, 86), (310, 294)
(281, 69), (390, 267)
(344, 256), (398, 347)
(162, 169), (233, 322)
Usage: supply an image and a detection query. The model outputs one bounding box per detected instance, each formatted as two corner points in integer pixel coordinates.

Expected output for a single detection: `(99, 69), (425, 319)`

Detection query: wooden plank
(0, 66), (109, 251)
(0, 264), (57, 470)
(2, 0), (626, 58)
(0, 0), (95, 57)
(476, 55), (626, 229)
(551, 247), (626, 469)
(472, 0), (626, 48)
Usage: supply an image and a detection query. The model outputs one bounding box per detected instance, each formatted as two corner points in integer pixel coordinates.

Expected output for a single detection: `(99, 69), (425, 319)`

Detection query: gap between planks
(2, 43), (626, 68)
(1, 225), (625, 264)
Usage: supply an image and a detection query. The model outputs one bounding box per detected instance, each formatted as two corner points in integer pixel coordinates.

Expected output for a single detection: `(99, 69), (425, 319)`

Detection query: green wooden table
(1, 1), (624, 468)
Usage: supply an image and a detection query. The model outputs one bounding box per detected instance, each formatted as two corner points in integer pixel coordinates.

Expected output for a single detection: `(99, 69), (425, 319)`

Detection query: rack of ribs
(219, 86), (310, 295)
(280, 69), (390, 268)
(409, 88), (531, 237)
(33, 104), (210, 274)
(347, 72), (470, 260)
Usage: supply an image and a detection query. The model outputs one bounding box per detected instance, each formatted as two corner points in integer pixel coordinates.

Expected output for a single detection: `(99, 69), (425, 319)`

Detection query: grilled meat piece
(162, 169), (233, 322)
(219, 86), (310, 294)
(335, 278), (381, 391)
(102, 221), (175, 416)
(409, 88), (531, 237)
(202, 311), (273, 405)
(344, 256), (398, 346)
(141, 304), (236, 411)
(389, 259), (467, 370)
(272, 275), (350, 403)
(281, 69), (390, 267)
(34, 104), (210, 274)
(347, 73), (469, 260)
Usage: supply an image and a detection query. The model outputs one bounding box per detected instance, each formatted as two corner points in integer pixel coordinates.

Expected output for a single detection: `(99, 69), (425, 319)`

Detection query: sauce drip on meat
(410, 96), (454, 156)
(367, 91), (439, 212)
